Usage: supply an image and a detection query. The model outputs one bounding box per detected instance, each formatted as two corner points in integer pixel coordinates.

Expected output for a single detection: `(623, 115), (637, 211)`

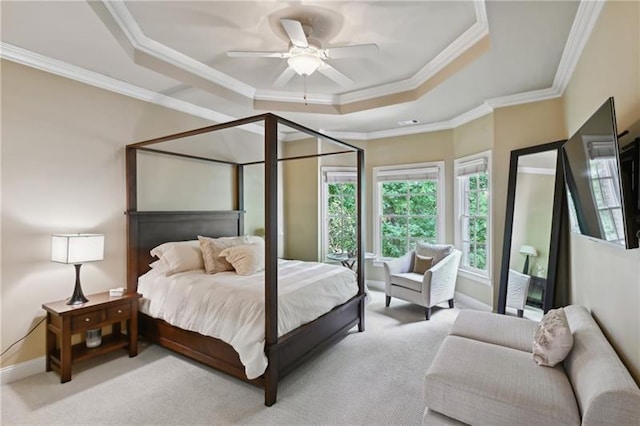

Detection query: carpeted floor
(1, 290), (465, 425)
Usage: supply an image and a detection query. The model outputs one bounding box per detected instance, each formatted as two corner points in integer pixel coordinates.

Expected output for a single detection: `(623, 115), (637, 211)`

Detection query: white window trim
(372, 161), (446, 262)
(320, 166), (357, 260)
(454, 150), (492, 286)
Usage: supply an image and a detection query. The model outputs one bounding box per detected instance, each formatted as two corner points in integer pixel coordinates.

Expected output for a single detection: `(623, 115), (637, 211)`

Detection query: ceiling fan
(227, 18), (378, 87)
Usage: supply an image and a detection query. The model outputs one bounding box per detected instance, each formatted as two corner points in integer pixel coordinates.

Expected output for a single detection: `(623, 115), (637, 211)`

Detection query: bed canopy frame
(125, 113), (365, 406)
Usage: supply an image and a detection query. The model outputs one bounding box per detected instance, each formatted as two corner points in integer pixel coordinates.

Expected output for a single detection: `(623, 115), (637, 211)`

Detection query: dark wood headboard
(126, 211), (244, 292)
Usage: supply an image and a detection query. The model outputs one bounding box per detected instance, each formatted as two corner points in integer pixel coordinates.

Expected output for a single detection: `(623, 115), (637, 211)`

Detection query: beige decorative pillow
(415, 242), (453, 265)
(532, 308), (574, 367)
(149, 240), (203, 276)
(219, 243), (265, 276)
(413, 254), (433, 274)
(198, 235), (248, 274)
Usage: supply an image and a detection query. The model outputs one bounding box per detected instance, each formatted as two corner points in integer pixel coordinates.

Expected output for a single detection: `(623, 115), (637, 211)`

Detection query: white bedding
(138, 259), (359, 379)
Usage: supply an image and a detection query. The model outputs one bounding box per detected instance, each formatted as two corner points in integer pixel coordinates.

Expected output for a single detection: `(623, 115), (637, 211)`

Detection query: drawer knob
(85, 318), (90, 322)
(117, 309), (122, 314)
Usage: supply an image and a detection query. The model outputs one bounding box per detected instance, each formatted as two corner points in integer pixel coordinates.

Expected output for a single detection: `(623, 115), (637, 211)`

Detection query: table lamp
(519, 244), (538, 275)
(51, 234), (104, 305)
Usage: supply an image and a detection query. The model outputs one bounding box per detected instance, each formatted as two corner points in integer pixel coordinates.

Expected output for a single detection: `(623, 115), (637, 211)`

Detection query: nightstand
(42, 291), (141, 383)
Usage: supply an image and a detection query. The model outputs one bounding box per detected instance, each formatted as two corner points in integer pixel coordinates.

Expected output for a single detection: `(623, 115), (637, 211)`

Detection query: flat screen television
(562, 97), (639, 249)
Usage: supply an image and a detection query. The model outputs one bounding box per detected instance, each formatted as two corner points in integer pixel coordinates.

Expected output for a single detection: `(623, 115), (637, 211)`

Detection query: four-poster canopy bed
(125, 113), (365, 406)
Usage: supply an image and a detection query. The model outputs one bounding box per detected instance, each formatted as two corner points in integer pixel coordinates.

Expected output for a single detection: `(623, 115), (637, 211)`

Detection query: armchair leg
(448, 299), (454, 309)
(385, 296), (391, 307)
(517, 309), (524, 318)
(425, 307), (431, 320)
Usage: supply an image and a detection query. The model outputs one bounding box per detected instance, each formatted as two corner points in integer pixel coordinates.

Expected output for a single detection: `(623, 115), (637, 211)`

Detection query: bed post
(263, 114), (279, 406)
(356, 149), (366, 332)
(126, 147), (138, 294)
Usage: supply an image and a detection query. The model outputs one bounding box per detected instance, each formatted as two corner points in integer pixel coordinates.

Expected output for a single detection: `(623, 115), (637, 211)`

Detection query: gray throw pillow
(415, 242), (453, 265)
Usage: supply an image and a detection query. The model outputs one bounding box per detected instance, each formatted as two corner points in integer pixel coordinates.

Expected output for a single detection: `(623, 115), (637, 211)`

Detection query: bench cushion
(424, 336), (580, 426)
(450, 309), (538, 353)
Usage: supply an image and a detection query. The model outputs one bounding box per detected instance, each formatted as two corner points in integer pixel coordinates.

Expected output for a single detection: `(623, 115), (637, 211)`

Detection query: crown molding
(552, 0), (605, 94)
(254, 90), (338, 106)
(1, 0), (602, 143)
(99, 0), (255, 98)
(486, 87), (561, 109)
(0, 42), (264, 136)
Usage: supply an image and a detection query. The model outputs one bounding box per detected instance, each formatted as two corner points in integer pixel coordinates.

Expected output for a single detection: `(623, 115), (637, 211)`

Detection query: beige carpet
(1, 290), (464, 425)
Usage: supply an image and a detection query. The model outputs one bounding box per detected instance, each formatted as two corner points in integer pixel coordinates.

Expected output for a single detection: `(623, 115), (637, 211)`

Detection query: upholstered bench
(423, 307), (640, 425)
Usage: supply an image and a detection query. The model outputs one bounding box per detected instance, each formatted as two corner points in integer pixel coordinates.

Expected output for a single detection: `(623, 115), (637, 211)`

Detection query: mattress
(137, 259), (359, 379)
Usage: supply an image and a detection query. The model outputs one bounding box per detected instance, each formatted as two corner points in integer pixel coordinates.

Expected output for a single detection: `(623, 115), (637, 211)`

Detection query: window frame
(320, 166), (358, 260)
(372, 161), (445, 261)
(454, 150), (492, 285)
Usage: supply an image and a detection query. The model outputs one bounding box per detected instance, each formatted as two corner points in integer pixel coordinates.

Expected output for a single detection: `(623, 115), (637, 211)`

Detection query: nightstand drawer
(71, 310), (104, 331)
(107, 303), (130, 321)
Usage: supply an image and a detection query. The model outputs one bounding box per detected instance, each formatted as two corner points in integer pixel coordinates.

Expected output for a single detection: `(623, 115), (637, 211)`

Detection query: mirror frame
(497, 139), (566, 315)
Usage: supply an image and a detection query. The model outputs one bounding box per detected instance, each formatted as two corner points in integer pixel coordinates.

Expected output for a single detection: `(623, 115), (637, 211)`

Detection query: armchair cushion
(389, 272), (423, 292)
(413, 254), (433, 274)
(416, 243), (453, 265)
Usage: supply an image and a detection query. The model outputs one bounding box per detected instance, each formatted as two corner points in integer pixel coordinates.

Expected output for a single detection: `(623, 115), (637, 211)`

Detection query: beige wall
(137, 151), (234, 211)
(562, 0), (640, 382)
(282, 139), (321, 261)
(0, 60), (217, 367)
(452, 114), (494, 305)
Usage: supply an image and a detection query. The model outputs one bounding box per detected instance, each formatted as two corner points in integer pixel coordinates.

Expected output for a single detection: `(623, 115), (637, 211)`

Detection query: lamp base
(67, 264), (89, 305)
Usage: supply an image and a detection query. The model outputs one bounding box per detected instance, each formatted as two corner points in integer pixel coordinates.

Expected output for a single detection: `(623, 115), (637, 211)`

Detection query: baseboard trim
(455, 291), (492, 312)
(1, 356), (45, 385)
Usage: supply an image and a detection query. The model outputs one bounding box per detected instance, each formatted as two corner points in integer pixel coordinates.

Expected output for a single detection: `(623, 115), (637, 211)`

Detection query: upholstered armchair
(383, 244), (462, 320)
(506, 269), (532, 318)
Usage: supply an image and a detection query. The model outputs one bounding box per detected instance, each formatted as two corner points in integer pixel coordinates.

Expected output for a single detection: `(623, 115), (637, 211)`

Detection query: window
(454, 151), (491, 282)
(373, 163), (445, 259)
(321, 168), (357, 257)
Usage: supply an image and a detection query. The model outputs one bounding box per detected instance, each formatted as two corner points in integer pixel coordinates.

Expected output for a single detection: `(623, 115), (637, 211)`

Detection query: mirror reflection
(506, 150), (558, 320)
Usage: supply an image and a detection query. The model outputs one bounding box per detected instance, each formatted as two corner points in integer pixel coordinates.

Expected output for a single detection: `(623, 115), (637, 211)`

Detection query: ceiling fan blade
(317, 63), (353, 86)
(324, 43), (379, 59)
(280, 19), (308, 48)
(273, 67), (297, 87)
(227, 51), (288, 58)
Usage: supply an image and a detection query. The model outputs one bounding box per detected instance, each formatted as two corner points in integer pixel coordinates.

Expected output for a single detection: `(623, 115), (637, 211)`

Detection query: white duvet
(138, 259), (359, 379)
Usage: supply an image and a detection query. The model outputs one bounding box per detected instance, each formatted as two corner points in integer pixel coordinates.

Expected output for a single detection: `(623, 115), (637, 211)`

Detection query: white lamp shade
(519, 244), (538, 257)
(51, 234), (104, 264)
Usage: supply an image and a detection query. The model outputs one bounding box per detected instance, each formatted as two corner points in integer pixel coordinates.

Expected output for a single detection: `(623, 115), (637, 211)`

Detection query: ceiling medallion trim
(99, 0), (489, 109)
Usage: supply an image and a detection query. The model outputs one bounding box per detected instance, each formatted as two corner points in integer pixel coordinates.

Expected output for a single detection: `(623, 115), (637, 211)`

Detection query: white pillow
(532, 307), (574, 367)
(219, 243), (265, 276)
(198, 235), (248, 274)
(149, 240), (203, 276)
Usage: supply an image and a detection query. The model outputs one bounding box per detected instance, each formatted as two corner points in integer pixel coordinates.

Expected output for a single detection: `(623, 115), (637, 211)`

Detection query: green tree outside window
(327, 182), (357, 255)
(380, 180), (438, 258)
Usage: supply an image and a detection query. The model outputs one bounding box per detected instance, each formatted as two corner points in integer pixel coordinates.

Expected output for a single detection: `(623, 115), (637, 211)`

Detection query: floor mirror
(497, 140), (566, 319)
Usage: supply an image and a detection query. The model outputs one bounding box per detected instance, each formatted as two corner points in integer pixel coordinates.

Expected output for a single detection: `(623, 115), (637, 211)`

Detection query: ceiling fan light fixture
(288, 52), (323, 76)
